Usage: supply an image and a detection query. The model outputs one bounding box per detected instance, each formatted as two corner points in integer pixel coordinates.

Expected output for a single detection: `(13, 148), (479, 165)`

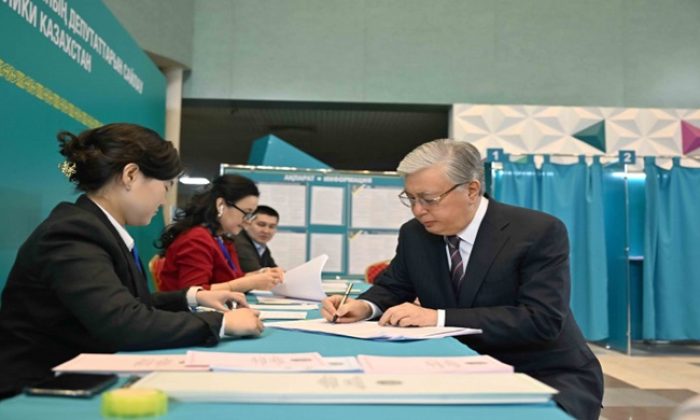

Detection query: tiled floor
(592, 342), (700, 420)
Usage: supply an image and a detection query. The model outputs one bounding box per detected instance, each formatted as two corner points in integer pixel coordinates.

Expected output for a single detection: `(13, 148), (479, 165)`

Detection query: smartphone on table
(24, 373), (118, 398)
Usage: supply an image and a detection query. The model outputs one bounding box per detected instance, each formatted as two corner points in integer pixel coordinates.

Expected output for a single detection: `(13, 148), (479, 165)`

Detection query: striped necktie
(446, 235), (464, 292)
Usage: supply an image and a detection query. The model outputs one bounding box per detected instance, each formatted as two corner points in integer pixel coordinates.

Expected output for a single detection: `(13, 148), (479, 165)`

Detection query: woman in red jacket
(158, 175), (284, 292)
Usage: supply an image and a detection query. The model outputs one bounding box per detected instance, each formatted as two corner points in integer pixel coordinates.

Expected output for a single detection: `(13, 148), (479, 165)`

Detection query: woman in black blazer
(0, 123), (263, 398)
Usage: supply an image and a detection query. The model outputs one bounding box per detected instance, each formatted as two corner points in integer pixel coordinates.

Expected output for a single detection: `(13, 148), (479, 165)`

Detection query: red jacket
(159, 226), (244, 291)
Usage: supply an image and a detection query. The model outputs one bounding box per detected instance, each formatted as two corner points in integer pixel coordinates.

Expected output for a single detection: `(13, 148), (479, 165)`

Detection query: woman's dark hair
(58, 123), (183, 192)
(158, 175), (259, 251)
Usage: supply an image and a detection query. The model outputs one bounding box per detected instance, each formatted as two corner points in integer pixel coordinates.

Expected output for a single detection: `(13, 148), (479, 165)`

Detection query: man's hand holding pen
(321, 287), (372, 323)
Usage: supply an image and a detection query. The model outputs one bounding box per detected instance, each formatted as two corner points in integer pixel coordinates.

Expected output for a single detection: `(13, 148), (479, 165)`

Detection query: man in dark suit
(234, 205), (279, 272)
(322, 139), (603, 420)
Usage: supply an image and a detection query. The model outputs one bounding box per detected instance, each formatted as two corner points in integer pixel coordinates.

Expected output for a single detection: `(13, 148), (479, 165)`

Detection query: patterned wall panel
(451, 104), (700, 158)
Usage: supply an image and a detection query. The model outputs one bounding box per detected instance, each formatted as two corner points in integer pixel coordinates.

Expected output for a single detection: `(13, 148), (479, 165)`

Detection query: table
(0, 293), (572, 419)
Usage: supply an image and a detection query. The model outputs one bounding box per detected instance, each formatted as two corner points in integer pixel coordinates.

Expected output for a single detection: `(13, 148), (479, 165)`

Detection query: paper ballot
(271, 254), (328, 301)
(266, 319), (482, 341)
(357, 355), (513, 374)
(259, 311), (308, 320)
(185, 351), (326, 372)
(132, 372), (557, 404)
(184, 352), (360, 373)
(53, 354), (207, 375)
(250, 303), (318, 311)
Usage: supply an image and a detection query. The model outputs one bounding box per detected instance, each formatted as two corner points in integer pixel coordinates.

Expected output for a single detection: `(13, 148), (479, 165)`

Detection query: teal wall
(183, 0), (700, 108)
(0, 0), (166, 287)
(104, 0), (194, 68)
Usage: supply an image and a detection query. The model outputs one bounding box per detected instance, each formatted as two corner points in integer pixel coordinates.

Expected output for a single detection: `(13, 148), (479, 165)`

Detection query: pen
(331, 282), (353, 323)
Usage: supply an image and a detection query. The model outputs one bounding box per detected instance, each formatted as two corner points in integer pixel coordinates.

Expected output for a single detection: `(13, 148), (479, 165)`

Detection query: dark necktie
(131, 245), (143, 273)
(446, 235), (464, 292)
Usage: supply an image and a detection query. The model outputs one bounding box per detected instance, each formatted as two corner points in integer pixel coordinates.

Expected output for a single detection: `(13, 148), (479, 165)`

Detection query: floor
(593, 342), (700, 420)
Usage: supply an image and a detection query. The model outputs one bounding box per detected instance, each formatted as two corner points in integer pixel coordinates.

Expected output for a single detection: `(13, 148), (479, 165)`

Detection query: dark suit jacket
(360, 199), (603, 420)
(0, 195), (223, 396)
(234, 229), (277, 272)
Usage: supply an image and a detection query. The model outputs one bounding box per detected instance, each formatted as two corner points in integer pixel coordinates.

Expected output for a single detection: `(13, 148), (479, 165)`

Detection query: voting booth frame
(221, 164), (414, 280)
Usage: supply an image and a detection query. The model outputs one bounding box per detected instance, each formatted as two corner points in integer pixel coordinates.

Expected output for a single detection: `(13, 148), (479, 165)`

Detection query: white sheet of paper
(259, 311), (308, 320)
(319, 356), (362, 372)
(185, 351), (326, 372)
(133, 372), (557, 404)
(357, 355), (513, 374)
(250, 303), (318, 310)
(266, 319), (482, 341)
(271, 254), (328, 301)
(256, 297), (317, 305)
(310, 186), (344, 225)
(321, 280), (354, 294)
(53, 353), (207, 375)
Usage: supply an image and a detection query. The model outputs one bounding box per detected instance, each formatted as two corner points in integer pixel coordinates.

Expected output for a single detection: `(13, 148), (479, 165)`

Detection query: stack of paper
(132, 371), (557, 404)
(256, 297), (316, 305)
(357, 355), (513, 374)
(53, 354), (208, 375)
(185, 351), (360, 372)
(250, 303), (318, 311)
(267, 319), (482, 341)
(321, 280), (353, 294)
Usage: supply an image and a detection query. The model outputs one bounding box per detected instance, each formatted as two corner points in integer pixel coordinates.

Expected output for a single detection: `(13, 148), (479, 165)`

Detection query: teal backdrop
(1, 0), (166, 290)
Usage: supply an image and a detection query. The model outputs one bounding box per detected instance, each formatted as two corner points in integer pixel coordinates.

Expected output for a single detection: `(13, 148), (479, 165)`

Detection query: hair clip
(58, 161), (77, 178)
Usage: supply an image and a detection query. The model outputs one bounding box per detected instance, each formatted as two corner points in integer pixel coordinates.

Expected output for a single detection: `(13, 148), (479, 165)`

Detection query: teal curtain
(643, 157), (700, 339)
(492, 156), (609, 340)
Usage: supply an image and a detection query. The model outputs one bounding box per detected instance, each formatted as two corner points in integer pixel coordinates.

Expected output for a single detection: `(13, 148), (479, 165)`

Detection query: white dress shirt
(91, 200), (202, 309)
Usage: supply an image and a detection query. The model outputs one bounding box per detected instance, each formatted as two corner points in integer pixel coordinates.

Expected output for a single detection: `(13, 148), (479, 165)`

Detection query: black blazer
(234, 229), (277, 272)
(0, 195), (223, 396)
(360, 199), (603, 420)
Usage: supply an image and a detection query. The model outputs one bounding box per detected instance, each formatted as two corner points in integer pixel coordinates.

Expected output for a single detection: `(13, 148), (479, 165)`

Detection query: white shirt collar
(90, 198), (135, 251)
(253, 240), (267, 256)
(454, 196), (489, 245)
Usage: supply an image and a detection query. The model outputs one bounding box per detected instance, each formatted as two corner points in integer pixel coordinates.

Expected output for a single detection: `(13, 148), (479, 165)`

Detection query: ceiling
(179, 99), (450, 179)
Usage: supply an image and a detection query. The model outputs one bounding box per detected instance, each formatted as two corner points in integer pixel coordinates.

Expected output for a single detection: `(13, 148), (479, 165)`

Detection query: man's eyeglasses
(227, 202), (256, 221)
(398, 183), (466, 208)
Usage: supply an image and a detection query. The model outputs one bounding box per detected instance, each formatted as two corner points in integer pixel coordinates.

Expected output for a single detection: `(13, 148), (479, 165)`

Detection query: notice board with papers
(220, 165), (414, 279)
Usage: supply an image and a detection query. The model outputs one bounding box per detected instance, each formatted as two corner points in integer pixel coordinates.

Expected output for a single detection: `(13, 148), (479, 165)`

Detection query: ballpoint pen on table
(331, 282), (353, 323)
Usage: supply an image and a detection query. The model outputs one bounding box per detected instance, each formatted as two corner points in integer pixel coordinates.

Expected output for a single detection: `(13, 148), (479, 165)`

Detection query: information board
(221, 165), (414, 278)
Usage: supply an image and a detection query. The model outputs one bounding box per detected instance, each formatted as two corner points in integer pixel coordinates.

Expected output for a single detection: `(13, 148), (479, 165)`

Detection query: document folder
(132, 372), (557, 404)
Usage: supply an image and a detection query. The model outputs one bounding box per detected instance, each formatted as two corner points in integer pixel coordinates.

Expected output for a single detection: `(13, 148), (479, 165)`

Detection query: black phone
(24, 373), (118, 398)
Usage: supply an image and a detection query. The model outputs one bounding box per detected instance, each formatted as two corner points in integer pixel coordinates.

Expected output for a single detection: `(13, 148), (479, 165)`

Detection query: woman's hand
(222, 308), (264, 336)
(246, 267), (285, 290)
(195, 290), (249, 311)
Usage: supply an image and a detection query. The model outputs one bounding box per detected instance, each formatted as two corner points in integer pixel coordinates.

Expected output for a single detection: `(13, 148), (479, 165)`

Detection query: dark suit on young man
(0, 195), (223, 397)
(359, 198), (603, 420)
(234, 229), (277, 272)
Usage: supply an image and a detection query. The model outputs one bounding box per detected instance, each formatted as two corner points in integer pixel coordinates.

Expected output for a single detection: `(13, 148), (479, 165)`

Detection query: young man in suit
(234, 205), (279, 272)
(322, 139), (603, 420)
